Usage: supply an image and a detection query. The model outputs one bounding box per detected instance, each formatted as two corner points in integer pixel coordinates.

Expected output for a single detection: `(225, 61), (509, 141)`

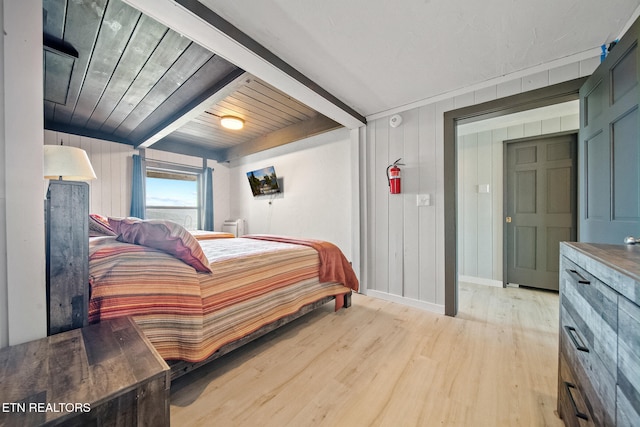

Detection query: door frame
(502, 131), (578, 289)
(443, 77), (587, 316)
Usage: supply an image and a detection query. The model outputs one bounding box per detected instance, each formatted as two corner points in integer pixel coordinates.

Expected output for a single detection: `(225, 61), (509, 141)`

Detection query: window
(145, 167), (201, 230)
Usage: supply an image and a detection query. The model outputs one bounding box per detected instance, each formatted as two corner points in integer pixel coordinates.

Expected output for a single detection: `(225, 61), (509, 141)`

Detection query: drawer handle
(564, 326), (590, 353)
(564, 382), (589, 421)
(566, 269), (591, 285)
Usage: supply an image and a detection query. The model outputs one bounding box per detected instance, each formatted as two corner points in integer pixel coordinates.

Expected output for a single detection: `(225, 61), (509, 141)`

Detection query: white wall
(229, 127), (355, 261)
(363, 58), (599, 314)
(1, 1), (46, 346)
(457, 113), (579, 287)
(0, 0), (6, 348)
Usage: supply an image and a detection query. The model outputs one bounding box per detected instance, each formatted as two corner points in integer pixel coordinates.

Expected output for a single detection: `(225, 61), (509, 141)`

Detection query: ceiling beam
(136, 69), (248, 148)
(121, 0), (366, 130)
(149, 138), (226, 162)
(221, 114), (342, 162)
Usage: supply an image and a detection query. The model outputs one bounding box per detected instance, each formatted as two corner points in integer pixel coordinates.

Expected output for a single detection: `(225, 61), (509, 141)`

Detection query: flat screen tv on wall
(246, 166), (280, 196)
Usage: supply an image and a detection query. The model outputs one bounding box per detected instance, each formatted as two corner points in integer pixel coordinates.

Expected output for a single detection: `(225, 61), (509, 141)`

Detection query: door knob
(506, 216), (512, 223)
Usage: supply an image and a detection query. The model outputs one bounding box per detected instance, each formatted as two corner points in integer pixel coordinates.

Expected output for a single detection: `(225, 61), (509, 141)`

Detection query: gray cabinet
(558, 242), (640, 426)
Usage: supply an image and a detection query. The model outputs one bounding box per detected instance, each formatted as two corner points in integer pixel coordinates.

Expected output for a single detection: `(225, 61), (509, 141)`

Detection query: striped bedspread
(89, 236), (352, 362)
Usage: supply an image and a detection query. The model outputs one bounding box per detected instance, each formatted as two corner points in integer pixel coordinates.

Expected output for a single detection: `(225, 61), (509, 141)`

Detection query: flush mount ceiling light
(220, 115), (244, 130)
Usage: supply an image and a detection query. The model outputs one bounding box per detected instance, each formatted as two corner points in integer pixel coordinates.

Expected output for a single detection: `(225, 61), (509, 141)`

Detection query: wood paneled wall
(366, 104), (446, 312)
(44, 131), (134, 218)
(363, 57), (598, 313)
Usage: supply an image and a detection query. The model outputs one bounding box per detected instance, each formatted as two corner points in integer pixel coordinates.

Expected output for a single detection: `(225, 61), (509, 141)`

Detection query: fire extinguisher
(386, 158), (404, 194)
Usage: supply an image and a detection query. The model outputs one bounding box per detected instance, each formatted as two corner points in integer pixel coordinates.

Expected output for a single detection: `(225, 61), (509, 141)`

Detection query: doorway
(504, 133), (577, 291)
(443, 77), (587, 316)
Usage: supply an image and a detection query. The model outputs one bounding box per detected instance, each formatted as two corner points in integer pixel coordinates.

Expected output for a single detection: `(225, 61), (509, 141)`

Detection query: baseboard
(459, 275), (504, 288)
(364, 290), (445, 315)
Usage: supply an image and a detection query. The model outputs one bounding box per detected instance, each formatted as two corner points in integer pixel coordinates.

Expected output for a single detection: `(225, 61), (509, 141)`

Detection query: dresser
(0, 317), (170, 426)
(558, 242), (640, 426)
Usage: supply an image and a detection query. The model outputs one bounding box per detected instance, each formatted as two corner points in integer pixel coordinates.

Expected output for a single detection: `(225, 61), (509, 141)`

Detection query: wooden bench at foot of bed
(169, 292), (351, 381)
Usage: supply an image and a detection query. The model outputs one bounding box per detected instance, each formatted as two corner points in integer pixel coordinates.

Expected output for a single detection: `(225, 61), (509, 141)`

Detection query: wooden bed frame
(48, 222), (355, 382)
(50, 256), (352, 382)
(168, 292), (352, 381)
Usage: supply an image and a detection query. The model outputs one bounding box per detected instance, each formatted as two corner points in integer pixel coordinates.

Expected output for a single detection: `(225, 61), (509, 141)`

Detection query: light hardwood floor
(170, 282), (563, 426)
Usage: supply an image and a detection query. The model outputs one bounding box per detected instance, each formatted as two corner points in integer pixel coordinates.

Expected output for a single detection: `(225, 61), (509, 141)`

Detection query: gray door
(579, 19), (639, 243)
(505, 134), (577, 291)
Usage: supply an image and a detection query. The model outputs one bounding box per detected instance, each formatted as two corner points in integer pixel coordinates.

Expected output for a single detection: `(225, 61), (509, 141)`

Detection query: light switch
(478, 184), (490, 194)
(417, 194), (431, 206)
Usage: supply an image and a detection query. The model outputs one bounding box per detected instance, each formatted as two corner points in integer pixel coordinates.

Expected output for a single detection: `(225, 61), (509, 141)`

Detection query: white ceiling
(199, 0), (640, 118)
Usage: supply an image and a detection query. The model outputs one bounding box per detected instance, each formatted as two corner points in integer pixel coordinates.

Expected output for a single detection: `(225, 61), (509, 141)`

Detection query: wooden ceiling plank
(84, 14), (168, 131)
(44, 50), (75, 105)
(44, 100), (56, 124)
(214, 97), (292, 129)
(228, 91), (301, 124)
(238, 86), (314, 122)
(167, 132), (236, 150)
(135, 69), (248, 148)
(228, 91), (303, 125)
(98, 29), (193, 134)
(112, 42), (214, 138)
(174, 120), (241, 138)
(203, 106), (280, 136)
(191, 112), (276, 137)
(206, 102), (282, 133)
(175, 120), (263, 144)
(172, 133), (244, 150)
(127, 55), (237, 143)
(50, 0), (108, 125)
(68, 1), (142, 129)
(222, 115), (342, 161)
(42, 0), (66, 39)
(243, 78), (317, 118)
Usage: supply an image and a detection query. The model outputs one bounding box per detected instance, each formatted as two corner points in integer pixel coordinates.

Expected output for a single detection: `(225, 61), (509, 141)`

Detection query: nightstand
(0, 317), (170, 426)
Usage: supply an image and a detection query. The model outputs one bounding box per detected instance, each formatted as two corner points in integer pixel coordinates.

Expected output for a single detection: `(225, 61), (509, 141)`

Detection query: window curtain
(203, 167), (214, 231)
(130, 154), (146, 218)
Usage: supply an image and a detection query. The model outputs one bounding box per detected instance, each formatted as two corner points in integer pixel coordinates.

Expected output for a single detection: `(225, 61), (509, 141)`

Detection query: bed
(87, 217), (358, 380)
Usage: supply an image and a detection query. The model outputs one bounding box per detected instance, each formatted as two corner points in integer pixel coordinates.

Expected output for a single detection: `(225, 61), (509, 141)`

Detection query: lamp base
(45, 180), (89, 335)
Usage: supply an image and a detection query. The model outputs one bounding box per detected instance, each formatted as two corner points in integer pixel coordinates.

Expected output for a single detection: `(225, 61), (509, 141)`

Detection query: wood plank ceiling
(42, 0), (340, 162)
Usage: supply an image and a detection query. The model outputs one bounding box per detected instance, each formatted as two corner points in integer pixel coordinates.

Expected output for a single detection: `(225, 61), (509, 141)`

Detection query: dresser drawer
(560, 304), (616, 426)
(558, 352), (594, 427)
(617, 296), (640, 426)
(560, 257), (617, 376)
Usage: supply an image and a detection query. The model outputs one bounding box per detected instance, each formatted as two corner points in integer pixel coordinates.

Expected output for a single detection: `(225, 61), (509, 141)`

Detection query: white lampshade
(44, 145), (97, 181)
(220, 115), (244, 130)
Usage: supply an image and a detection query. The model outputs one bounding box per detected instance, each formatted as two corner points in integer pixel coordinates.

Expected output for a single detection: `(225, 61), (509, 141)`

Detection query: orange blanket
(244, 234), (359, 294)
(189, 230), (235, 240)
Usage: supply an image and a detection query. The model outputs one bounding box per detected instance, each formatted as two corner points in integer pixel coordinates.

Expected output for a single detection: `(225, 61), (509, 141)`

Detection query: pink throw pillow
(89, 214), (116, 237)
(108, 217), (211, 273)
